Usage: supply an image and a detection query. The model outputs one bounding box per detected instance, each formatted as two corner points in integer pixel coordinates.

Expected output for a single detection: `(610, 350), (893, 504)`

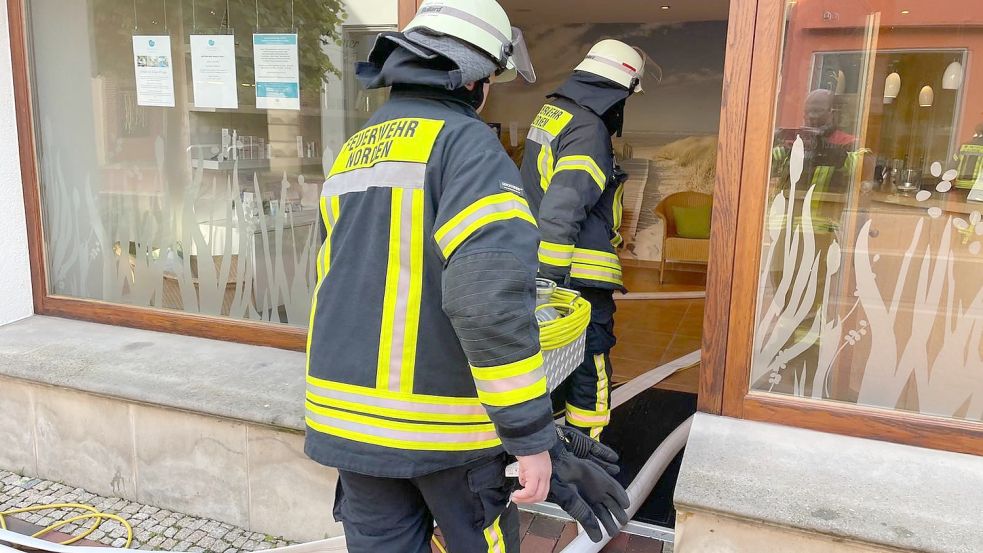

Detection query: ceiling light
(943, 60), (964, 90)
(884, 72), (901, 103)
(901, 9), (910, 14)
(920, 85), (935, 107)
(661, 4), (671, 10)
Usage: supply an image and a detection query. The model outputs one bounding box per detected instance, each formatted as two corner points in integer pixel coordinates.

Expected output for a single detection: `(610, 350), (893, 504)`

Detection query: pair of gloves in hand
(548, 425), (631, 542)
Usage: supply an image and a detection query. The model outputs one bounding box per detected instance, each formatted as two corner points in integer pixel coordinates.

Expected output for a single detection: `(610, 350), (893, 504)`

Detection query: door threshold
(519, 502), (675, 543)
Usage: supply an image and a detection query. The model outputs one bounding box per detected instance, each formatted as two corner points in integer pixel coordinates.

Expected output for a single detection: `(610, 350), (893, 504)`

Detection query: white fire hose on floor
(557, 415), (694, 553)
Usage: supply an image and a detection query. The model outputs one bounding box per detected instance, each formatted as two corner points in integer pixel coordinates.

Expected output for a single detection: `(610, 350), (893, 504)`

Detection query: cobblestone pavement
(0, 470), (294, 552)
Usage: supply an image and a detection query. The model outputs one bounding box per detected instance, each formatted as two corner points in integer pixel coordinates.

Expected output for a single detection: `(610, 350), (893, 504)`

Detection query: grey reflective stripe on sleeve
(570, 264), (623, 284)
(436, 198), (533, 257)
(306, 382), (489, 419)
(527, 127), (555, 146)
(586, 54), (638, 78)
(572, 249), (619, 265)
(473, 368), (546, 394)
(324, 161), (426, 196)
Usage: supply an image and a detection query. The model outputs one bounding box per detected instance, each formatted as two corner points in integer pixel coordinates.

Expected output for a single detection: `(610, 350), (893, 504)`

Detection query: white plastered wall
(0, 1), (34, 326)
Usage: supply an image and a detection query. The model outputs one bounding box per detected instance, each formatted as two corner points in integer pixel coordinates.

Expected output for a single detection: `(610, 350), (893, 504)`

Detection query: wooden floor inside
(611, 265), (706, 394)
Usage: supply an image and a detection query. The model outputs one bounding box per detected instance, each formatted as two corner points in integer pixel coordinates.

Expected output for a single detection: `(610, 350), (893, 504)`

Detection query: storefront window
(28, 0), (398, 326)
(752, 1), (983, 421)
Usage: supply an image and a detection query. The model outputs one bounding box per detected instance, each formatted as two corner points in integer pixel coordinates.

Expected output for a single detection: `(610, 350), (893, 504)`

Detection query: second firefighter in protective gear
(520, 39), (645, 440)
(305, 1), (629, 551)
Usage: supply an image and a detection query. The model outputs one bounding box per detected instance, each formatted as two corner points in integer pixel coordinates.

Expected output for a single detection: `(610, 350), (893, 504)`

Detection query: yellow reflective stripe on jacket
(537, 145), (555, 191)
(483, 515), (506, 553)
(317, 195), (341, 281)
(471, 352), (547, 408)
(434, 193), (536, 259)
(377, 188), (425, 393)
(843, 149), (870, 175)
(772, 145), (787, 162)
(306, 401), (501, 451)
(570, 263), (623, 286)
(957, 144), (983, 187)
(565, 402), (611, 428)
(306, 376), (491, 424)
(571, 248), (623, 285)
(573, 248), (620, 268)
(553, 155), (606, 191)
(613, 182), (626, 233)
(329, 118), (445, 176)
(531, 104), (574, 138)
(538, 241), (574, 267)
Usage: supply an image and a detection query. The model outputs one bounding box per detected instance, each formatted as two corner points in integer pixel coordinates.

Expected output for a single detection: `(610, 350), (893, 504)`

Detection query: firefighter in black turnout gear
(304, 2), (629, 552)
(520, 40), (647, 440)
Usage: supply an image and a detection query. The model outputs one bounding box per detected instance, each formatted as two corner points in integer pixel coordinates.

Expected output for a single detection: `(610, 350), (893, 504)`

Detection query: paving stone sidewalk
(0, 470), (294, 552)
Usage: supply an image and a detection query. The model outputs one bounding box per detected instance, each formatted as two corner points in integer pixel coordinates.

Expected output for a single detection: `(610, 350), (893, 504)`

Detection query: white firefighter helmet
(404, 0), (537, 83)
(575, 39), (649, 93)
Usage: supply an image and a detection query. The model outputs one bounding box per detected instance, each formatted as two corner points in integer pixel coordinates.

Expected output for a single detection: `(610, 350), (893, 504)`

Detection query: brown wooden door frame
(698, 0), (760, 415)
(399, 0), (420, 28)
(710, 0), (983, 456)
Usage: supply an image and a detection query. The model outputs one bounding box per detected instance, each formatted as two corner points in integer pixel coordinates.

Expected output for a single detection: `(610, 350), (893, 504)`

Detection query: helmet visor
(632, 46), (663, 93)
(507, 27), (537, 83)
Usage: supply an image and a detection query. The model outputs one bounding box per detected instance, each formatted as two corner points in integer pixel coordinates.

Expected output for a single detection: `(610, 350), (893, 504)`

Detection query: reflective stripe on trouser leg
(483, 515), (506, 553)
(592, 353), (609, 440)
(564, 353), (612, 432)
(415, 454), (519, 553)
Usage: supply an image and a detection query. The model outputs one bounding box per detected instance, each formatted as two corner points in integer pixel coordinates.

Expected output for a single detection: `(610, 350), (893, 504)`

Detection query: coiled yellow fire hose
(537, 289), (592, 351)
(0, 503), (133, 548)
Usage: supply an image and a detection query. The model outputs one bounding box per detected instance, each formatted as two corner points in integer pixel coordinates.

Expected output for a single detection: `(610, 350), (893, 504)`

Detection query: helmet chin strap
(452, 78), (489, 110)
(602, 99), (627, 137)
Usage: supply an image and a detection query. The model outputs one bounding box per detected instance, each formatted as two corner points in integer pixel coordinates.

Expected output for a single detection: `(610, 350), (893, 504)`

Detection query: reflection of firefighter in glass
(766, 89), (864, 376)
(955, 124), (983, 190)
(772, 90), (860, 203)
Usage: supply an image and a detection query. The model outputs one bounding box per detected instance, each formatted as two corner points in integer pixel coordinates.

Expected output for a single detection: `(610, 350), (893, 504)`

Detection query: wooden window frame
(703, 0), (983, 456)
(12, 0), (979, 454)
(7, 0), (421, 352)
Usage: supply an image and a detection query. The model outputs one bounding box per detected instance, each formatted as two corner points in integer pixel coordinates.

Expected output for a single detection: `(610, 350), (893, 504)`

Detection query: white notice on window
(191, 35), (239, 109)
(253, 34), (300, 111)
(132, 35), (175, 107)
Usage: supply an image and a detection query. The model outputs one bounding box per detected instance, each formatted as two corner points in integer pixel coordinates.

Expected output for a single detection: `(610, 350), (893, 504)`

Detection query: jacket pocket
(466, 454), (511, 529)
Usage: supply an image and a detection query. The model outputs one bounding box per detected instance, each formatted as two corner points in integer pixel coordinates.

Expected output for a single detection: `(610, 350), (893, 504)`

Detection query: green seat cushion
(672, 205), (712, 239)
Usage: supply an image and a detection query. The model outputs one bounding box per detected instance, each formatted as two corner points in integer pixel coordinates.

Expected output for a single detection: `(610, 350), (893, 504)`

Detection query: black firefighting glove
(557, 425), (621, 477)
(548, 439), (631, 542)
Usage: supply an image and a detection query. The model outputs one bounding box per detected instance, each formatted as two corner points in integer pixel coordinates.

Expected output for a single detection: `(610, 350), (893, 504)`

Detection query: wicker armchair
(652, 191), (713, 284)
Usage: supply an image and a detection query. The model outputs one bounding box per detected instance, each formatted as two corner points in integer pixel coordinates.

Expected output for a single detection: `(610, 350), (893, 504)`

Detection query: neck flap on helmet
(551, 71), (631, 121)
(356, 32), (470, 91)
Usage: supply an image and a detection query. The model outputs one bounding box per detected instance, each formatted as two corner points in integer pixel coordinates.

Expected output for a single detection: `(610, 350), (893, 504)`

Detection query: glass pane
(28, 0), (398, 326)
(751, 0), (983, 421)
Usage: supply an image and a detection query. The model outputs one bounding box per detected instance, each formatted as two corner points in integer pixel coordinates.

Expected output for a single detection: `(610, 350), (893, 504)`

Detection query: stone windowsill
(0, 315), (306, 431)
(675, 413), (983, 553)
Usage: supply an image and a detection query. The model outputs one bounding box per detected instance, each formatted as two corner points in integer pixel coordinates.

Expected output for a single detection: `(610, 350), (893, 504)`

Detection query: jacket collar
(550, 71), (630, 117)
